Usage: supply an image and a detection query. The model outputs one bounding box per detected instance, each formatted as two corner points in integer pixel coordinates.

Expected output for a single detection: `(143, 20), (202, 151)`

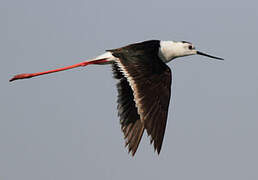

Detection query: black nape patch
(181, 41), (192, 44)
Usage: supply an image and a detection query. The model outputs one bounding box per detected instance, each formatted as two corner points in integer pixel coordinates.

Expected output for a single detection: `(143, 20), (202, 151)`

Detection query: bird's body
(90, 40), (198, 64)
(10, 40), (223, 156)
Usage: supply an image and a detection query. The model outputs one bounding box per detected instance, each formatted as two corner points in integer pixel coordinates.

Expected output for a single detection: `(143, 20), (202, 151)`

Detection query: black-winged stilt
(10, 40), (223, 156)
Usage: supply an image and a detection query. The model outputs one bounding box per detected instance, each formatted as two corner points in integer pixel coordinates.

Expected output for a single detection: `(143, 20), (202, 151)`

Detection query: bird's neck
(158, 41), (181, 63)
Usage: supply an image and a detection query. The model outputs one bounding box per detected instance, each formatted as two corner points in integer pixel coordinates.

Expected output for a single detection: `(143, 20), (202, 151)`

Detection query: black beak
(197, 51), (224, 60)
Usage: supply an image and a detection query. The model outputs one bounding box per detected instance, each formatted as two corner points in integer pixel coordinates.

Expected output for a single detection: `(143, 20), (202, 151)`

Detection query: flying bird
(10, 40), (223, 156)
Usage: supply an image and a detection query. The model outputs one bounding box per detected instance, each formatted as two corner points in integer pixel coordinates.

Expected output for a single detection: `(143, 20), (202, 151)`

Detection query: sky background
(1, 0), (258, 179)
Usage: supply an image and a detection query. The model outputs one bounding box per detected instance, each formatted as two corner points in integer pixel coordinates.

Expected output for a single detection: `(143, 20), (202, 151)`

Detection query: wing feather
(110, 43), (172, 154)
(112, 63), (144, 156)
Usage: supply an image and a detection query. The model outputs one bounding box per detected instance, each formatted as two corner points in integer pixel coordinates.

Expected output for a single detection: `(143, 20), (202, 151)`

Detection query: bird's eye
(188, 45), (193, 50)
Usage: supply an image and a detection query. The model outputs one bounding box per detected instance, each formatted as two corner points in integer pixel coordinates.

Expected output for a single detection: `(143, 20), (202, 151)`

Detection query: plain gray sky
(1, 0), (258, 179)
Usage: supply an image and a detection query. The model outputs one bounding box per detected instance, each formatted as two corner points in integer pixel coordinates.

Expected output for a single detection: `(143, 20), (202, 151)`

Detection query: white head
(158, 40), (223, 63)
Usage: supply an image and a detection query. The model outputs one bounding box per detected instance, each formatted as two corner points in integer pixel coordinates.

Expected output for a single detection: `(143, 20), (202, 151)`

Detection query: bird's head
(158, 41), (223, 63)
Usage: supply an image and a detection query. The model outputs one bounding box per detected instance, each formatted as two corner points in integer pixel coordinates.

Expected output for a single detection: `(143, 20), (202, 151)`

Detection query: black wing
(112, 63), (144, 156)
(109, 41), (172, 154)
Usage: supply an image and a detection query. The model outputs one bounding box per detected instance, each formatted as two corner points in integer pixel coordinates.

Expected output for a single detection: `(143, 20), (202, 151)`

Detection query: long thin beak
(197, 51), (224, 60)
